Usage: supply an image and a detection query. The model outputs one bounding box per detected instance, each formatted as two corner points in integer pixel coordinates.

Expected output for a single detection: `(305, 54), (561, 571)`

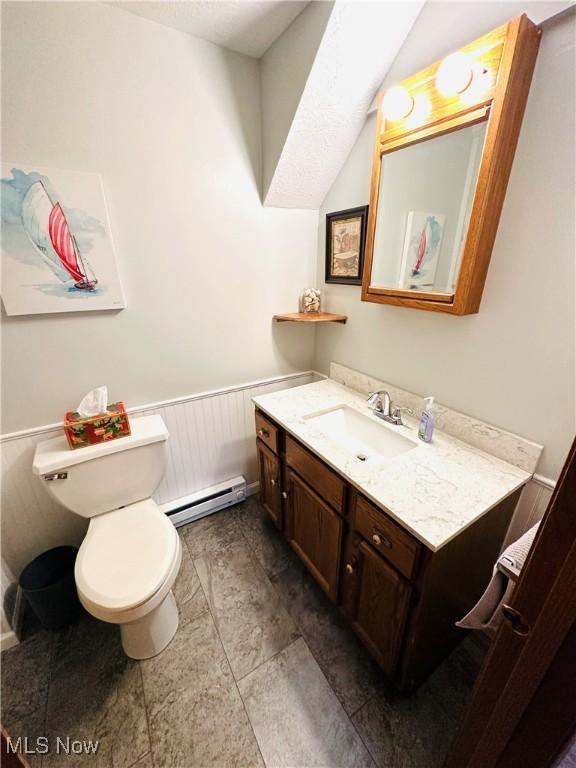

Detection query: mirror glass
(370, 121), (487, 295)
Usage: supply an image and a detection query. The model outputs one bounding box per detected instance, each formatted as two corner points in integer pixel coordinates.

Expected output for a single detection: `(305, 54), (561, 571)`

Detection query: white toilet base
(120, 589), (179, 659)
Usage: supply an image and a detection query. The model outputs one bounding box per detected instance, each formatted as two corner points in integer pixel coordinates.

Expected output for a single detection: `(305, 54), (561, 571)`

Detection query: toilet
(32, 415), (181, 659)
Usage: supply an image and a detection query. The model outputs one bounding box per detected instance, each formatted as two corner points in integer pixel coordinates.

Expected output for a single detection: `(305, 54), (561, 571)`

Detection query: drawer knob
(258, 428), (270, 438)
(372, 534), (381, 545)
(270, 478), (277, 486)
(282, 491), (288, 500)
(345, 563), (355, 575)
(372, 533), (392, 548)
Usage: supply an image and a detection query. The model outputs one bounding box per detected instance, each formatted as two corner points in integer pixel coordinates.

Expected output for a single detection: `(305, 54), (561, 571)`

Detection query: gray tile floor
(2, 497), (486, 768)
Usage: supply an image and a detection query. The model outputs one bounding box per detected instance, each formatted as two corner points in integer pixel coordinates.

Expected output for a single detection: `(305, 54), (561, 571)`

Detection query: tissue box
(63, 402), (131, 450)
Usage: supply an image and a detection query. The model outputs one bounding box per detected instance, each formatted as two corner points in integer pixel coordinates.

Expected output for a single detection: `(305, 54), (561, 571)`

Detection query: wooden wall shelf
(273, 312), (347, 324)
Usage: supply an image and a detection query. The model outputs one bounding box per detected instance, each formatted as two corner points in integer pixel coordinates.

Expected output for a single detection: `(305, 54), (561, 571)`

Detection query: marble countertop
(253, 379), (532, 551)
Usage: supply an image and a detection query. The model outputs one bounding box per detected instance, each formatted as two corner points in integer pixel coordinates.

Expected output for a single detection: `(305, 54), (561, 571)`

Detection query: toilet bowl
(33, 415), (181, 659)
(76, 498), (182, 658)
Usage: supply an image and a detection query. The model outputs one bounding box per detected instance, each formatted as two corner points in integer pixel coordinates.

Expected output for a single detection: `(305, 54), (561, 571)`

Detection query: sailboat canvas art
(1, 165), (125, 315)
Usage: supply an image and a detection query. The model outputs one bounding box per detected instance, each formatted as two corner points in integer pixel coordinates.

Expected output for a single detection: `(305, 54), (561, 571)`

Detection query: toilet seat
(75, 499), (179, 619)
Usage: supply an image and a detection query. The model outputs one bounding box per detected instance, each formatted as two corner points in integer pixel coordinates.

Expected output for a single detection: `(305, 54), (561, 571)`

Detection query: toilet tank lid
(32, 414), (168, 476)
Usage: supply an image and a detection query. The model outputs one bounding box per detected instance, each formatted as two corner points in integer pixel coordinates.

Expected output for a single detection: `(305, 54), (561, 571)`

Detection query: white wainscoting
(502, 474), (555, 550)
(1, 366), (555, 579)
(1, 371), (317, 577)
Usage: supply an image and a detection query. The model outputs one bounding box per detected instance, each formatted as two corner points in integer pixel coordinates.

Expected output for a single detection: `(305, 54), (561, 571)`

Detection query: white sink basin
(305, 405), (418, 463)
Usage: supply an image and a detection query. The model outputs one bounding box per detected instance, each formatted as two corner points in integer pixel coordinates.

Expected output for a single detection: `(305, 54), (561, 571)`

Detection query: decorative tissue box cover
(64, 402), (131, 449)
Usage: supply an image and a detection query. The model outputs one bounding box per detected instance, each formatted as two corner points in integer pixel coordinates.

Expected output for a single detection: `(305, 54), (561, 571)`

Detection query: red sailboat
(411, 226), (427, 276)
(21, 181), (97, 290)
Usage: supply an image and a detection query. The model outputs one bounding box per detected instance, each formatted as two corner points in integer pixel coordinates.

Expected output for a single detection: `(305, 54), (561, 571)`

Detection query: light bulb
(406, 93), (431, 129)
(436, 52), (475, 96)
(460, 66), (493, 105)
(382, 86), (414, 121)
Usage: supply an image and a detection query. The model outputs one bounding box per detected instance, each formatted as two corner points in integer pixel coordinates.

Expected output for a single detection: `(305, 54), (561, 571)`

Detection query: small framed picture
(325, 206), (368, 285)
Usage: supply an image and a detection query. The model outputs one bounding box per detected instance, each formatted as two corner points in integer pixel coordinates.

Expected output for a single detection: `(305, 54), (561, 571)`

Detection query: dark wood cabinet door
(257, 438), (282, 529)
(285, 469), (343, 602)
(343, 538), (412, 676)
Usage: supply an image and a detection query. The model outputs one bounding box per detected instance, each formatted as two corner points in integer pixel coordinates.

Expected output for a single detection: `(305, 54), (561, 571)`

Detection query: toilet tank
(33, 415), (169, 518)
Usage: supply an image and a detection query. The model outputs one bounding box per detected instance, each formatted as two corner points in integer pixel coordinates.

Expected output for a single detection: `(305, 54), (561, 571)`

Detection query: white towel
(456, 522), (540, 631)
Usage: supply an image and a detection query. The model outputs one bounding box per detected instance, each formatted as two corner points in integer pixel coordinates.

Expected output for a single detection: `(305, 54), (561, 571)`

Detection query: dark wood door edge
(444, 437), (576, 768)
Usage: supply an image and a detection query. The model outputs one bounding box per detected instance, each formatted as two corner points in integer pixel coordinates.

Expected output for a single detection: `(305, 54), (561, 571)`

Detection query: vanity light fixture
(406, 92), (431, 128)
(363, 15), (541, 316)
(382, 85), (414, 121)
(436, 52), (476, 96)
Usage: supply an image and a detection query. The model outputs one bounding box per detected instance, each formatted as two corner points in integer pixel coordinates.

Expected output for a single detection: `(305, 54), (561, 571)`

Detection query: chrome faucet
(367, 390), (392, 418)
(367, 390), (413, 426)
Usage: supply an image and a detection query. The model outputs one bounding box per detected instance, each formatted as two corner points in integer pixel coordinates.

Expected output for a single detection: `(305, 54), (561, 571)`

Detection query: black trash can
(19, 546), (82, 630)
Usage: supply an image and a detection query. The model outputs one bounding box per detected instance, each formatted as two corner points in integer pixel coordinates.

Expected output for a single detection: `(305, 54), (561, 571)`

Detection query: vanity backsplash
(329, 362), (543, 474)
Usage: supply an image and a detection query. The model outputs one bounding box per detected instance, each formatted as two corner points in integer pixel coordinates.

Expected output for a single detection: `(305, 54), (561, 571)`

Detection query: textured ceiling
(264, 1), (424, 208)
(113, 1), (309, 58)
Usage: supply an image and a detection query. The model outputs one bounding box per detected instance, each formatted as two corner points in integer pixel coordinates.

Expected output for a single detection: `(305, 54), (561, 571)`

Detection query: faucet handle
(366, 391), (380, 407)
(391, 404), (415, 425)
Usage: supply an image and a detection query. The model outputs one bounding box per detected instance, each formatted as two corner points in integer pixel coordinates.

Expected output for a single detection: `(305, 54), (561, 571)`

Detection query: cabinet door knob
(258, 428), (270, 438)
(270, 478), (277, 486)
(372, 533), (392, 548)
(282, 491), (289, 500)
(345, 563), (355, 575)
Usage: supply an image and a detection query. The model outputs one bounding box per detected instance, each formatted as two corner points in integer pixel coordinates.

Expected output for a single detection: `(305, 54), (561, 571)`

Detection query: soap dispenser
(418, 396), (435, 443)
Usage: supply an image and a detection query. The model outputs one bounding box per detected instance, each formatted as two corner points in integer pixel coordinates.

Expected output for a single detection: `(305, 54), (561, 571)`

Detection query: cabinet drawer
(255, 410), (279, 454)
(285, 436), (346, 514)
(355, 495), (420, 580)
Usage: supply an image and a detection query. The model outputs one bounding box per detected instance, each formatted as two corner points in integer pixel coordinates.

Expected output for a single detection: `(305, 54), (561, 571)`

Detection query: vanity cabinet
(353, 493), (420, 580)
(254, 407), (521, 691)
(256, 439), (282, 529)
(285, 435), (346, 514)
(255, 410), (280, 454)
(285, 469), (343, 602)
(342, 534), (412, 677)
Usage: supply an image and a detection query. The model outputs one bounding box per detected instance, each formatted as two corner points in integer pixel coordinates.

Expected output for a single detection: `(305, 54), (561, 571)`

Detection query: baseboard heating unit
(159, 476), (248, 528)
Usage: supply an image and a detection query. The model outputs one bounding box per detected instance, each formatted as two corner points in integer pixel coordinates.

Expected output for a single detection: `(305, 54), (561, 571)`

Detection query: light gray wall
(1, 1), (319, 432)
(260, 1), (334, 199)
(315, 7), (576, 479)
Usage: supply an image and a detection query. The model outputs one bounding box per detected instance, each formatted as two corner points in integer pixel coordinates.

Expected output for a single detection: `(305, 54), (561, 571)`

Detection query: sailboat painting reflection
(1, 165), (125, 315)
(398, 211), (445, 292)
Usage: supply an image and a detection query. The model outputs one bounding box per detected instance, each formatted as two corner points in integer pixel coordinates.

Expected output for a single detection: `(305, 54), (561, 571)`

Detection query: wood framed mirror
(361, 15), (541, 315)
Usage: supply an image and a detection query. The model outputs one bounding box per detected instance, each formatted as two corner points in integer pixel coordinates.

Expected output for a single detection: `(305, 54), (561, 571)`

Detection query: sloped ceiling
(108, 1), (571, 211)
(113, 1), (309, 57)
(260, 2), (335, 200)
(261, 1), (424, 208)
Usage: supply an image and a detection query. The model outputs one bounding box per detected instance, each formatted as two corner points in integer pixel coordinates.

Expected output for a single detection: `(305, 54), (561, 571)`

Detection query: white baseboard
(532, 473), (556, 490)
(246, 481), (259, 497)
(1, 630), (18, 652)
